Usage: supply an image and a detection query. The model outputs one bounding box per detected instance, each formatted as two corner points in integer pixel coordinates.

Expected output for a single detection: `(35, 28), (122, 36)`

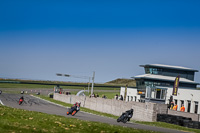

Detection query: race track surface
(0, 93), (188, 133)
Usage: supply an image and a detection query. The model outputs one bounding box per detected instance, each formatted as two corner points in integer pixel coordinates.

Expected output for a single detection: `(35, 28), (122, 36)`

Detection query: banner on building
(172, 75), (180, 96)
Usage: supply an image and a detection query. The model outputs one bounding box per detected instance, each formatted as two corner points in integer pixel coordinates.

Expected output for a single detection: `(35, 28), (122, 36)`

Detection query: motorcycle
(19, 97), (24, 105)
(66, 103), (80, 116)
(117, 113), (129, 123)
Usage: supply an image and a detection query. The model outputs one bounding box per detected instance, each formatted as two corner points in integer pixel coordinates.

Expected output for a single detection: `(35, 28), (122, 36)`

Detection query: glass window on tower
(145, 68), (150, 74)
(149, 68), (153, 74)
(153, 68), (158, 74)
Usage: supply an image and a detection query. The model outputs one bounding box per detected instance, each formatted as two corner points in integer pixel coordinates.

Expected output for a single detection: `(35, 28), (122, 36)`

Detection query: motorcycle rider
(74, 102), (80, 110)
(19, 96), (24, 105)
(67, 102), (81, 115)
(125, 109), (134, 121)
(117, 108), (134, 123)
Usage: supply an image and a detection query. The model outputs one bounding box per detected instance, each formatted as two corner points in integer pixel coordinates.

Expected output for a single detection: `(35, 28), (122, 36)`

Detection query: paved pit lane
(0, 93), (189, 133)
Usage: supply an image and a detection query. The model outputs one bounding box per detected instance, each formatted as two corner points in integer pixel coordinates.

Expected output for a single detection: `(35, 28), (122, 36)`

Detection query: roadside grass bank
(35, 95), (200, 133)
(134, 121), (200, 133)
(0, 105), (156, 133)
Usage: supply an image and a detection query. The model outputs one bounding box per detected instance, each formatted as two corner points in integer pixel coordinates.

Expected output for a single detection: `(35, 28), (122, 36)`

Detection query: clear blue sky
(0, 0), (200, 84)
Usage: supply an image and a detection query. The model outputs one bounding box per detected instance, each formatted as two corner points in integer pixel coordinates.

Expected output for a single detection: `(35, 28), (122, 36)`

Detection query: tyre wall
(157, 114), (200, 129)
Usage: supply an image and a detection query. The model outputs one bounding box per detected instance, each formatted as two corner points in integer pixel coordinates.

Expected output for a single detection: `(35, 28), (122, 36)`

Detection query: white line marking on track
(0, 99), (4, 105)
(30, 95), (69, 109)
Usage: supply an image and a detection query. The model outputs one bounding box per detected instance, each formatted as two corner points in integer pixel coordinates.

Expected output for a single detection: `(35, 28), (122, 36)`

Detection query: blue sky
(0, 0), (200, 83)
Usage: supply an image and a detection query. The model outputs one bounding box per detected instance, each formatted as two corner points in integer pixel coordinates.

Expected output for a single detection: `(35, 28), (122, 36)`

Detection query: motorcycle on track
(66, 102), (81, 116)
(117, 109), (133, 123)
(19, 96), (24, 105)
(117, 113), (129, 123)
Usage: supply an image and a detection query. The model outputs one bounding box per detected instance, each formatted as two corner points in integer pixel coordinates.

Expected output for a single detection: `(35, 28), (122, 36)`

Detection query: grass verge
(0, 105), (157, 133)
(134, 121), (200, 133)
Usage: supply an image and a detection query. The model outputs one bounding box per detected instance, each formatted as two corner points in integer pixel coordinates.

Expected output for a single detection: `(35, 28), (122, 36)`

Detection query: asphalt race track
(0, 93), (189, 133)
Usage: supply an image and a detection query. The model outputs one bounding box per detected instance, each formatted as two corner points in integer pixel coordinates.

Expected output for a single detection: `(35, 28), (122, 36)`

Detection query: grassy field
(0, 78), (123, 89)
(0, 83), (120, 99)
(0, 83), (56, 89)
(0, 83), (120, 90)
(0, 78), (135, 87)
(0, 105), (157, 133)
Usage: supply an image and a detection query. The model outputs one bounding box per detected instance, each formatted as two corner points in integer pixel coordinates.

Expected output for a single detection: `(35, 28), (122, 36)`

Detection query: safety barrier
(157, 114), (200, 129)
(54, 93), (168, 122)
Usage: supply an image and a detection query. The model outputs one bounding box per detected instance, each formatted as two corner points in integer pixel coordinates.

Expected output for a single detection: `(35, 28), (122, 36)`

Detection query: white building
(120, 64), (200, 114)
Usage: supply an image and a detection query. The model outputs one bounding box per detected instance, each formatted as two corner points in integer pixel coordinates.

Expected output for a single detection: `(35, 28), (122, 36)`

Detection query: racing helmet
(131, 109), (134, 113)
(76, 101), (81, 106)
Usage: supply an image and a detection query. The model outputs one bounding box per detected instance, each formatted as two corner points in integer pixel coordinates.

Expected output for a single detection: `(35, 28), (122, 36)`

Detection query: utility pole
(91, 71), (95, 95)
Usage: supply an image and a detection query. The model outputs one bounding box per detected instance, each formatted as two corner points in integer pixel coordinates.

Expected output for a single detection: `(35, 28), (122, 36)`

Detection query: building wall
(120, 87), (140, 102)
(54, 93), (167, 122)
(166, 87), (200, 114)
(120, 87), (200, 115)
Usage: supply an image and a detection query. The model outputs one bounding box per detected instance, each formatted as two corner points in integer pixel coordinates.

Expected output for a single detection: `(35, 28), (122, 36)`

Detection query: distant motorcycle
(67, 102), (80, 116)
(19, 96), (24, 105)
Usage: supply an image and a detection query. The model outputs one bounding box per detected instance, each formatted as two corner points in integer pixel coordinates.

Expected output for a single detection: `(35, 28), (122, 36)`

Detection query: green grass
(0, 83), (120, 90)
(35, 95), (200, 133)
(0, 105), (157, 133)
(134, 121), (200, 133)
(0, 78), (122, 90)
(0, 83), (55, 89)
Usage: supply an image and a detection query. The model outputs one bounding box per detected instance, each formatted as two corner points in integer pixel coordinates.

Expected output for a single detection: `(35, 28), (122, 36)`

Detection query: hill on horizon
(105, 78), (136, 87)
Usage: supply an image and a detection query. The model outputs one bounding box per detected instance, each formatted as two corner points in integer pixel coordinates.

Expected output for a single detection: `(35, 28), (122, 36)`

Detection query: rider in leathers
(125, 109), (134, 121)
(71, 102), (80, 112)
